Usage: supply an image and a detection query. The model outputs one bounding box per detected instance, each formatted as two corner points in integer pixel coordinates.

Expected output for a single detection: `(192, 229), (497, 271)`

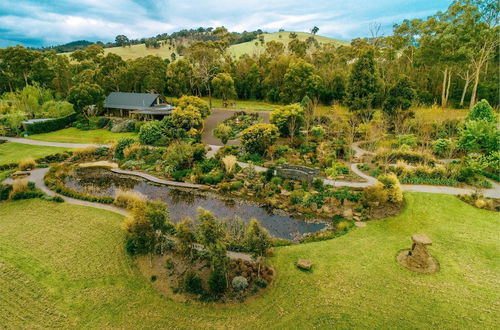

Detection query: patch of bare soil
(396, 249), (440, 274)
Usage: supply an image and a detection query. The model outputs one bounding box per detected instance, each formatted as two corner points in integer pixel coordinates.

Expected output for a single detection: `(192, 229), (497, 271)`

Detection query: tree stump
(396, 234), (439, 274)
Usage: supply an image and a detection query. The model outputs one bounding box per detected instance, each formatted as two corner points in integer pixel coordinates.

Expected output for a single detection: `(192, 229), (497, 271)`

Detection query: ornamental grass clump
(114, 189), (147, 210)
(222, 155), (237, 174)
(71, 146), (97, 160)
(10, 179), (28, 196)
(18, 158), (36, 171)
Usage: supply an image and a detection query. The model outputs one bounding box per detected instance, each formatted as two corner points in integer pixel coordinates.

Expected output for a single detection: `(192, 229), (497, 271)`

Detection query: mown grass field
(0, 142), (68, 165)
(27, 128), (136, 144)
(0, 193), (498, 328)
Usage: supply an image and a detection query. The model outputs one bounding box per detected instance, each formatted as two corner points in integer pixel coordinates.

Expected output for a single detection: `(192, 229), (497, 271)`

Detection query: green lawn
(0, 193), (498, 328)
(27, 128), (137, 144)
(0, 142), (68, 165)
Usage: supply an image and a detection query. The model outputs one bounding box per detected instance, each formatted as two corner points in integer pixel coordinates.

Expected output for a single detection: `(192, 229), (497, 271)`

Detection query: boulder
(342, 208), (353, 219)
(296, 259), (313, 270)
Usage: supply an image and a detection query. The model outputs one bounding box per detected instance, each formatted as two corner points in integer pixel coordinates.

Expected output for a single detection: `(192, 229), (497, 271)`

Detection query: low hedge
(24, 113), (77, 135)
(399, 176), (458, 186)
(479, 170), (500, 182)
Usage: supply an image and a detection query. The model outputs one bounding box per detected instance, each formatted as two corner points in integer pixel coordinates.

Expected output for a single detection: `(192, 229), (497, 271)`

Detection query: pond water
(65, 168), (326, 240)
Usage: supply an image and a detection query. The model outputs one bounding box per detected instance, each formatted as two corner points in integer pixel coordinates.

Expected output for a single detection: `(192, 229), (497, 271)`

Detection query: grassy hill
(65, 31), (348, 61)
(0, 193), (498, 328)
(228, 31), (348, 58)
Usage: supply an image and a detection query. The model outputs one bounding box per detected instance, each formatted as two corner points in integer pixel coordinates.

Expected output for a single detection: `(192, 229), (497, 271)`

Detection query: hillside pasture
(65, 32), (347, 61)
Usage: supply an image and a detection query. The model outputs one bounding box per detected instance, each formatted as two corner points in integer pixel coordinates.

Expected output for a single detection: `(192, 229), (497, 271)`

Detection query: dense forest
(0, 0), (498, 120)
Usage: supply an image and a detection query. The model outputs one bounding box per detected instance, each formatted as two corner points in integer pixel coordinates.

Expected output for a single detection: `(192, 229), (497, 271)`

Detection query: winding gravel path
(3, 168), (128, 216)
(2, 167), (254, 261)
(2, 135), (499, 198)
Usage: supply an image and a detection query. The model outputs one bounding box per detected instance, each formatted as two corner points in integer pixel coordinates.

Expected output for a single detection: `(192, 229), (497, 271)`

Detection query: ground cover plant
(0, 193), (498, 328)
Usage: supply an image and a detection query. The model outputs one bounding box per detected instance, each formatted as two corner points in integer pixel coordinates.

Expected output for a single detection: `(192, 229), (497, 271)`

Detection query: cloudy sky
(0, 0), (451, 48)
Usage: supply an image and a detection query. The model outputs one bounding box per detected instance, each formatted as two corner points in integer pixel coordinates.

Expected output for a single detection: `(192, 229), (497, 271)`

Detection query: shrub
(96, 117), (110, 128)
(362, 173), (403, 206)
(138, 121), (163, 145)
(433, 138), (454, 157)
(197, 158), (219, 174)
(466, 99), (498, 123)
(240, 123), (279, 155)
(232, 276), (248, 291)
(184, 273), (204, 295)
(198, 170), (224, 185)
(394, 134), (418, 147)
(458, 119), (499, 154)
(170, 105), (203, 130)
(8, 180), (44, 200)
(175, 95), (210, 118)
(213, 123), (232, 145)
(114, 137), (136, 160)
(208, 268), (227, 295)
(114, 189), (147, 210)
(290, 190), (304, 205)
(254, 278), (268, 288)
(270, 104), (305, 137)
(18, 158), (36, 171)
(311, 125), (325, 139)
(0, 184), (13, 200)
(230, 181), (244, 191)
(378, 173), (403, 203)
(172, 169), (191, 181)
(163, 141), (197, 171)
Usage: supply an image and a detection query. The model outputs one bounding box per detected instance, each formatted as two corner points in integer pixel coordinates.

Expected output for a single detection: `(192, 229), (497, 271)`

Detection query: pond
(65, 168), (326, 240)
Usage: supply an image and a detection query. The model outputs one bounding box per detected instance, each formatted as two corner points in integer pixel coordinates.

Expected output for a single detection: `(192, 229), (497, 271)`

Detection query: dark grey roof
(105, 92), (161, 110)
(130, 109), (174, 115)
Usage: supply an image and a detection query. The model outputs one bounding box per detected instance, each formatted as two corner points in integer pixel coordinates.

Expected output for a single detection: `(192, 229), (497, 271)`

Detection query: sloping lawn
(0, 142), (68, 165)
(27, 128), (136, 144)
(0, 194), (498, 328)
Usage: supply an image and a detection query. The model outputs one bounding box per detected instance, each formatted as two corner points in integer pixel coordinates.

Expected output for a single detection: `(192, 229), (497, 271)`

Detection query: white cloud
(0, 0), (450, 47)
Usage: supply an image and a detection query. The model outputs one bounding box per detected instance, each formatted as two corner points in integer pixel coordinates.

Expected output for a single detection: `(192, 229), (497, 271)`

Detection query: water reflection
(65, 168), (326, 240)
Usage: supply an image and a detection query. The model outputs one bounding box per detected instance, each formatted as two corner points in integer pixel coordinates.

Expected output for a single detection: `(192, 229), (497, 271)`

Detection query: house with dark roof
(104, 92), (175, 120)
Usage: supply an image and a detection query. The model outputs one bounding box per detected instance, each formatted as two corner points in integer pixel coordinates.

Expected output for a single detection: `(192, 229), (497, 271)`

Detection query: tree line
(0, 0), (498, 114)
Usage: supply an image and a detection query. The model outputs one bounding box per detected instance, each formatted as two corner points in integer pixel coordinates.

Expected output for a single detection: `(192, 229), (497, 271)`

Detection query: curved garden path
(3, 168), (128, 216)
(2, 135), (499, 198)
(1, 167), (254, 261)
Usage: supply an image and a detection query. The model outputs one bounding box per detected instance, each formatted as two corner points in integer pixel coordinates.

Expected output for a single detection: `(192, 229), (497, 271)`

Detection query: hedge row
(25, 113), (77, 135)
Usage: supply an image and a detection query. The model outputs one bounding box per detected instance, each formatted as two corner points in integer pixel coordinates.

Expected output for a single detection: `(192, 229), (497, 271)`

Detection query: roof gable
(105, 92), (160, 109)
